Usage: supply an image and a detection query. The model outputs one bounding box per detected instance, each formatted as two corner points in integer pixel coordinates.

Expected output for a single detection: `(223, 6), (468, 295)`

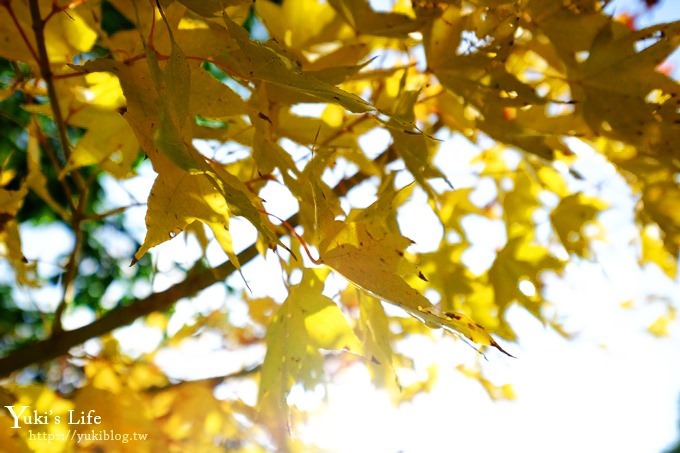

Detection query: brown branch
(2, 1), (39, 64)
(52, 185), (89, 334)
(28, 0), (69, 163)
(0, 148), (398, 378)
(147, 364), (263, 394)
(34, 121), (76, 214)
(26, 0), (105, 336)
(0, 247), (249, 378)
(27, 0), (85, 190)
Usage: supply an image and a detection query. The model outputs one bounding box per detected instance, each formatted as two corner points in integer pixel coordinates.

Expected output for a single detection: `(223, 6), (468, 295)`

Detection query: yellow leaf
(320, 221), (431, 312)
(132, 153), (252, 267)
(176, 0), (233, 16)
(640, 224), (677, 278)
(328, 0), (429, 37)
(1, 221), (38, 287)
(305, 303), (364, 353)
(80, 58), (199, 172)
(489, 236), (564, 319)
(166, 42), (191, 128)
(73, 385), (159, 451)
(305, 43), (372, 73)
(247, 296), (279, 326)
(0, 177), (37, 286)
(457, 365), (516, 401)
(64, 110), (139, 178)
(439, 188), (488, 235)
(157, 381), (232, 445)
(647, 308), (676, 337)
(221, 17), (374, 113)
(643, 182), (680, 256)
(550, 193), (607, 257)
(389, 123), (449, 200)
(424, 5), (463, 70)
(537, 166), (570, 197)
(420, 307), (514, 357)
(0, 413), (30, 453)
(504, 166), (541, 240)
(256, 0), (338, 50)
(189, 65), (246, 118)
(0, 186), (26, 217)
(572, 20), (680, 153)
(355, 291), (400, 392)
(74, 72), (126, 109)
(82, 59), (276, 256)
(399, 365), (438, 402)
(320, 204), (511, 355)
(6, 385), (73, 452)
(0, 1), (96, 65)
(258, 269), (362, 444)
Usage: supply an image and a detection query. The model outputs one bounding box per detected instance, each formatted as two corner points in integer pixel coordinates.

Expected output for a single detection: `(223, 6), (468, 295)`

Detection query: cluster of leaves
(0, 0), (678, 450)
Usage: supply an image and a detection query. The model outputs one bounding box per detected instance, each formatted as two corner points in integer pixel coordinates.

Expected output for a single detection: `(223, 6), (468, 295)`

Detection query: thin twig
(0, 147), (398, 378)
(27, 0), (85, 190)
(84, 203), (147, 222)
(52, 186), (89, 334)
(33, 119), (76, 214)
(2, 2), (39, 63)
(27, 0), (68, 162)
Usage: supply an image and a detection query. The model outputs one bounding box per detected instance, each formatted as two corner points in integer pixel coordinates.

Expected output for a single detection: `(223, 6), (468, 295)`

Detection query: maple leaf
(220, 17), (374, 113)
(489, 237), (564, 320)
(258, 269), (363, 443)
(550, 193), (607, 257)
(318, 183), (513, 356)
(2, 0), (680, 449)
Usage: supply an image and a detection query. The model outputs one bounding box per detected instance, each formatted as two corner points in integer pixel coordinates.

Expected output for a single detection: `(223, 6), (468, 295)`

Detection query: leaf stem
(28, 0), (68, 163)
(33, 120), (76, 215)
(0, 147), (399, 377)
(2, 2), (39, 64)
(52, 183), (90, 335)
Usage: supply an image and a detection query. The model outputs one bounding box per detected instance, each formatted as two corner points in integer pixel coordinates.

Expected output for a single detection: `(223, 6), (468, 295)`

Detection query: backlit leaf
(221, 17), (374, 113)
(258, 269), (362, 444)
(640, 224), (677, 278)
(133, 153), (248, 267)
(489, 237), (564, 319)
(320, 194), (512, 355)
(550, 193), (607, 257)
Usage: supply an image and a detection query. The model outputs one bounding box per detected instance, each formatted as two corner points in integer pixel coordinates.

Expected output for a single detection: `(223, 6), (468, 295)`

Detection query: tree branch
(0, 148), (398, 378)
(27, 0), (74, 167)
(0, 247), (248, 378)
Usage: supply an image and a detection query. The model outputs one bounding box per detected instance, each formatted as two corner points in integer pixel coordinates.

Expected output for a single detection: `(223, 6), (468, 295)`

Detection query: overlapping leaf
(258, 269), (363, 444)
(319, 180), (513, 356)
(550, 193), (607, 257)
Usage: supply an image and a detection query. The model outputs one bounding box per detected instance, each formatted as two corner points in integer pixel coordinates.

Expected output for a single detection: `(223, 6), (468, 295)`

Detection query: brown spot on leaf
(0, 213), (12, 232)
(258, 112), (272, 124)
(444, 312), (462, 321)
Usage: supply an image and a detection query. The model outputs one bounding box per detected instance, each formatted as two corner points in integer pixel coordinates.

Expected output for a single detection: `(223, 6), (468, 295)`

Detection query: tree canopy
(0, 0), (679, 451)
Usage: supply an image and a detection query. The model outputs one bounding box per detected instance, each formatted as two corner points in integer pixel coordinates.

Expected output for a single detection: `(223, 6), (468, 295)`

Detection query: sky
(95, 1), (680, 451)
(289, 1), (680, 452)
(7, 0), (680, 452)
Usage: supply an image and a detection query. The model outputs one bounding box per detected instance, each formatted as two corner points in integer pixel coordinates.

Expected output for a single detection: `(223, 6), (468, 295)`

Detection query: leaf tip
(491, 339), (516, 358)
